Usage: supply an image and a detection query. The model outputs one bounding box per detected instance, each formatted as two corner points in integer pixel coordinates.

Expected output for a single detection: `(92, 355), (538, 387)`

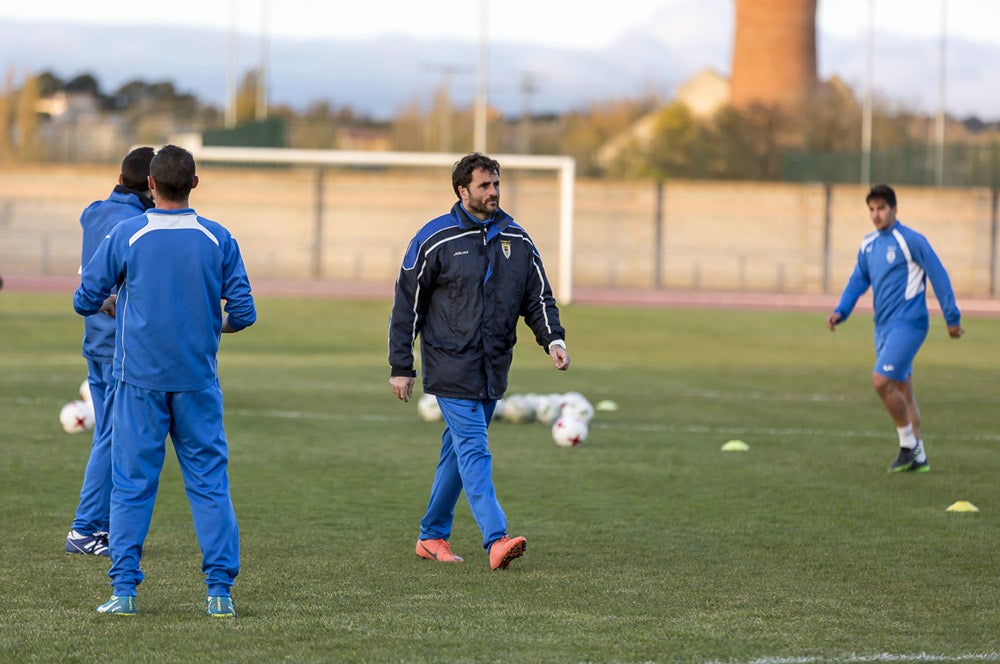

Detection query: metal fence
(783, 143), (1000, 188)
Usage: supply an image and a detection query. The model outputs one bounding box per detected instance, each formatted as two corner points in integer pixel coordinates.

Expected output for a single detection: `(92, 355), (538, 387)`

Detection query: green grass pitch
(1, 292), (998, 663)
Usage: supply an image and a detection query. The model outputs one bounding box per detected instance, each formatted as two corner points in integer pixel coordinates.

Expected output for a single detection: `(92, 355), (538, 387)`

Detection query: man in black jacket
(388, 152), (570, 570)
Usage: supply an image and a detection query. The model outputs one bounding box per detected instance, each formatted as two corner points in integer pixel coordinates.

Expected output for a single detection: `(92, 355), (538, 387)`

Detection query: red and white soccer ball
(551, 414), (588, 448)
(60, 399), (95, 434)
(559, 391), (594, 423)
(534, 393), (563, 426)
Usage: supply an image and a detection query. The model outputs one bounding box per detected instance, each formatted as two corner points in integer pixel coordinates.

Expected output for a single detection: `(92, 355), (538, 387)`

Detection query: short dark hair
(149, 145), (197, 202)
(452, 152), (500, 197)
(866, 183), (897, 208)
(120, 146), (154, 191)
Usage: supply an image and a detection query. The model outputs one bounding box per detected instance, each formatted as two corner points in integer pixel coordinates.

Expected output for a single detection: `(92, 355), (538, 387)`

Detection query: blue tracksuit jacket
(73, 208), (257, 390)
(834, 220), (961, 331)
(79, 186), (154, 362)
(388, 202), (564, 400)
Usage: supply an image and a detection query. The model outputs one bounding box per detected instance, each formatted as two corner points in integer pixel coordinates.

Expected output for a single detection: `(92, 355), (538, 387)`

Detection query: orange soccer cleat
(415, 538), (464, 563)
(488, 535), (526, 570)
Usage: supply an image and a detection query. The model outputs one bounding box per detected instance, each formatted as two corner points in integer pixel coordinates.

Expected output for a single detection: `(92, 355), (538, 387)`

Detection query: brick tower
(730, 0), (818, 109)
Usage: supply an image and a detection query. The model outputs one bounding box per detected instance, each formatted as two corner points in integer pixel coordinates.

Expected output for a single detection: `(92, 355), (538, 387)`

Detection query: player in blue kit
(826, 184), (963, 473)
(65, 146), (154, 558)
(74, 145), (256, 617)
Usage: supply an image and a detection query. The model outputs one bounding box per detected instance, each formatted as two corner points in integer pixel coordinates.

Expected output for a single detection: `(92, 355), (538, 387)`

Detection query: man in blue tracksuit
(66, 147), (155, 558)
(826, 184), (963, 473)
(388, 153), (570, 570)
(74, 145), (256, 617)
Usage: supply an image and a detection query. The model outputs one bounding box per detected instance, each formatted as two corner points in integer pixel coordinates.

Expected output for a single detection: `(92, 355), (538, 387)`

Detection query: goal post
(187, 146), (577, 303)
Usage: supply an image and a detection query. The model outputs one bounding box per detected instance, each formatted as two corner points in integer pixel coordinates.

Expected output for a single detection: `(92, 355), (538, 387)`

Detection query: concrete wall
(1, 164), (996, 299)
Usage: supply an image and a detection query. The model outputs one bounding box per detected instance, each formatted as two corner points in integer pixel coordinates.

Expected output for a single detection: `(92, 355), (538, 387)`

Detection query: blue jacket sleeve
(220, 236), (256, 331)
(833, 250), (871, 323)
(912, 235), (961, 327)
(388, 234), (432, 378)
(73, 231), (122, 316)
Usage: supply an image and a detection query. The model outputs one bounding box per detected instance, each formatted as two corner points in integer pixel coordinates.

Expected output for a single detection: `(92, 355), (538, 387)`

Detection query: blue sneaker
(206, 596), (236, 618)
(66, 530), (109, 557)
(97, 595), (136, 615)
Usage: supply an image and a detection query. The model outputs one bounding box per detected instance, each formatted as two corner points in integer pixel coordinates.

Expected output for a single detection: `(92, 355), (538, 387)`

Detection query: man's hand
(825, 312), (842, 331)
(390, 375), (415, 402)
(550, 346), (570, 371)
(99, 294), (117, 318)
(948, 324), (965, 339)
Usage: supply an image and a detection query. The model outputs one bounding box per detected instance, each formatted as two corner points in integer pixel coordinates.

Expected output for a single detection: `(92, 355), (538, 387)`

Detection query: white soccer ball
(560, 391), (594, 423)
(534, 393), (563, 426)
(492, 398), (506, 421)
(501, 394), (534, 423)
(79, 379), (92, 403)
(60, 399), (95, 434)
(417, 393), (442, 422)
(551, 414), (588, 448)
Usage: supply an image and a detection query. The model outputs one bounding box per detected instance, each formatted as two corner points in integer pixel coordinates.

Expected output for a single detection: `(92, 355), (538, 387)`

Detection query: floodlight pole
(473, 0), (489, 152)
(934, 0), (947, 187)
(256, 0), (269, 122)
(226, 0), (239, 129)
(861, 0), (874, 184)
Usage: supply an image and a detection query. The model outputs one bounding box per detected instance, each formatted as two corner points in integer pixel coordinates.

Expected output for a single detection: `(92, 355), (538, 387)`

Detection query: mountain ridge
(1, 5), (997, 121)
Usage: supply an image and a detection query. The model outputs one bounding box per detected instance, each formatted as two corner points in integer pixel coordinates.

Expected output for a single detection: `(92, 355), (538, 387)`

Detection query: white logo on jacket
(886, 246), (896, 263)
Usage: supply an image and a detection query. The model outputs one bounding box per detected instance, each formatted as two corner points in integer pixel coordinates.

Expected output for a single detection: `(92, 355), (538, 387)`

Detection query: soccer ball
(417, 393), (442, 422)
(59, 400), (95, 434)
(79, 379), (92, 403)
(502, 394), (535, 423)
(551, 414), (588, 448)
(560, 391), (594, 423)
(534, 393), (563, 425)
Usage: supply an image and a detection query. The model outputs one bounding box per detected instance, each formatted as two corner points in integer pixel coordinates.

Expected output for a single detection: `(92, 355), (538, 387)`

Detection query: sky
(1, 1), (998, 119)
(0, 0), (997, 51)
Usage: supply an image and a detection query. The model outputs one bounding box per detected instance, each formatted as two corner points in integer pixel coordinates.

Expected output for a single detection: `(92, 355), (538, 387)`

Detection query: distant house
(596, 69), (730, 170)
(675, 69), (730, 119)
(36, 91), (100, 120)
(35, 91), (126, 162)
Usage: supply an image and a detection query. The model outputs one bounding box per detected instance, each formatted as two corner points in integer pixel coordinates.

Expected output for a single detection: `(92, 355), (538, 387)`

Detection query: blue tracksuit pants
(108, 381), (239, 597)
(419, 397), (506, 549)
(71, 360), (115, 535)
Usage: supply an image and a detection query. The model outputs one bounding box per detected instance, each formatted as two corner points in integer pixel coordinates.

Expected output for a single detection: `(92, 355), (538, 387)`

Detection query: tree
(15, 72), (40, 161)
(641, 102), (706, 179)
(391, 98), (428, 152)
(707, 103), (786, 180)
(235, 69), (263, 126)
(35, 71), (63, 97)
(560, 97), (655, 176)
(0, 68), (14, 161)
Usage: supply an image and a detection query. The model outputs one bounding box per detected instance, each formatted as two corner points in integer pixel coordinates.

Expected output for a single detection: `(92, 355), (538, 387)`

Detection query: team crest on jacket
(886, 246), (896, 263)
(501, 239), (512, 259)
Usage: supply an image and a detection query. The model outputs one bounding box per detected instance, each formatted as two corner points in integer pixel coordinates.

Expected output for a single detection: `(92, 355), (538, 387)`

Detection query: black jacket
(388, 202), (565, 400)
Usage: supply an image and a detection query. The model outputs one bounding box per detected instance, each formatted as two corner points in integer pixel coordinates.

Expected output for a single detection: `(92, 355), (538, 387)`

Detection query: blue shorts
(873, 324), (928, 381)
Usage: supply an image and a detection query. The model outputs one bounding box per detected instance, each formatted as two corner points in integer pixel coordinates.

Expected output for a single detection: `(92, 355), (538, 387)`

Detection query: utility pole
(518, 72), (537, 154)
(423, 64), (473, 152)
